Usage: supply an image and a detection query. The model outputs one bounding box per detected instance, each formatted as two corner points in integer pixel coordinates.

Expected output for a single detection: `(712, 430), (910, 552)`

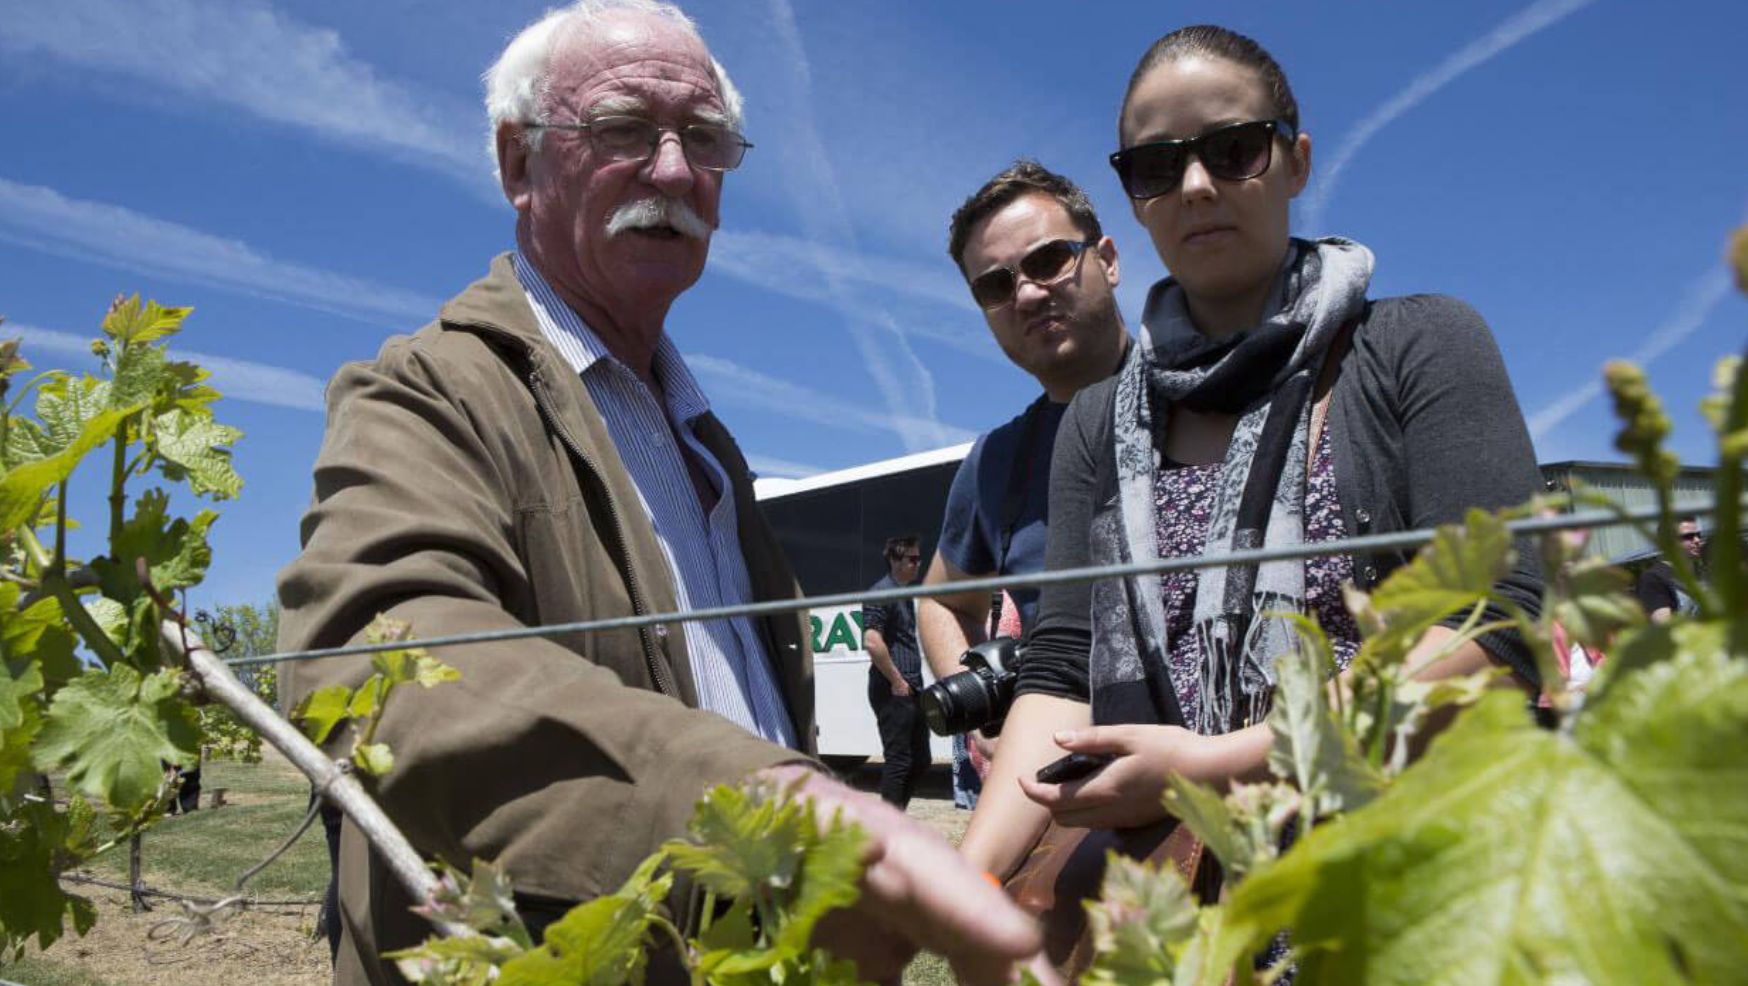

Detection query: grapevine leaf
(0, 337), (30, 382)
(1161, 776), (1250, 878)
(151, 409), (242, 499)
(32, 665), (200, 812)
(0, 800), (90, 955)
(353, 742), (395, 777)
(82, 598), (128, 648)
(1, 593), (79, 689)
(498, 853), (673, 986)
(0, 403), (140, 533)
(1266, 633), (1381, 818)
(0, 693), (41, 796)
(390, 934), (527, 986)
(5, 418), (54, 468)
(1358, 509), (1512, 669)
(93, 490), (218, 605)
(0, 659), (41, 732)
(663, 783), (808, 900)
(108, 340), (168, 411)
(162, 361), (221, 415)
(33, 376), (108, 454)
(771, 806), (865, 955)
(63, 793), (98, 855)
(101, 295), (190, 346)
(1549, 558), (1643, 651)
(1082, 851), (1201, 986)
(1224, 645), (1748, 984)
(347, 679), (383, 720)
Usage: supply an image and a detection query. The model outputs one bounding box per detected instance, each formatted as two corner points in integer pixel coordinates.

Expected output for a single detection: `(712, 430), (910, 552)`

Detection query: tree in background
(195, 600), (280, 761)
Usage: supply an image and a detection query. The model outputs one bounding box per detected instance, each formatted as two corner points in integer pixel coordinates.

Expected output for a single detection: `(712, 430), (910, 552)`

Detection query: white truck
(754, 444), (973, 768)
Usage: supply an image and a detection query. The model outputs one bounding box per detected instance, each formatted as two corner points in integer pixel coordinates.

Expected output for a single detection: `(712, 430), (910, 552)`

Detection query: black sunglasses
(968, 238), (1096, 310)
(1109, 118), (1296, 200)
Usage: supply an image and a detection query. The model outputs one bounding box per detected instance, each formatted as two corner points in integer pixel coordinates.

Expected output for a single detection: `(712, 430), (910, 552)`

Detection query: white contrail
(1527, 265), (1735, 440)
(0, 176), (440, 325)
(0, 0), (484, 188)
(743, 454), (824, 480)
(1301, 0), (1598, 234)
(688, 353), (974, 446)
(8, 324), (327, 412)
(759, 0), (955, 452)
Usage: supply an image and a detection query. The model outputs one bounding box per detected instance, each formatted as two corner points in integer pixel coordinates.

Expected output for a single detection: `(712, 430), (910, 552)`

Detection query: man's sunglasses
(968, 238), (1096, 310)
(1109, 118), (1296, 201)
(1678, 531), (1704, 541)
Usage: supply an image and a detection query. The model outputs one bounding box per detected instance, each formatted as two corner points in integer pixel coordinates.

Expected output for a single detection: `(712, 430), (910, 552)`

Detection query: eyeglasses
(526, 115), (753, 171)
(1678, 531), (1704, 541)
(1108, 118), (1295, 200)
(968, 238), (1095, 310)
(900, 554), (922, 563)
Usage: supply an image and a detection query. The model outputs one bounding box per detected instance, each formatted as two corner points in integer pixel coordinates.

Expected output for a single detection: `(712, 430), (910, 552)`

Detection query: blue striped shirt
(512, 254), (798, 750)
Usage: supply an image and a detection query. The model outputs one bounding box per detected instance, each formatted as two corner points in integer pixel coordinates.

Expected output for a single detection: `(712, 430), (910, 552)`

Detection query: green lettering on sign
(808, 615), (824, 652)
(822, 613), (861, 651)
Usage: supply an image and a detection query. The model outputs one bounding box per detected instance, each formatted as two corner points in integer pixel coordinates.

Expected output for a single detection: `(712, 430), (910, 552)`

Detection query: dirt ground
(6, 761), (972, 986)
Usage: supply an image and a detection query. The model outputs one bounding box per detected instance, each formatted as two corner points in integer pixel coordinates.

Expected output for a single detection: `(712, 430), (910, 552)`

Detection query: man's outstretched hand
(755, 764), (1051, 986)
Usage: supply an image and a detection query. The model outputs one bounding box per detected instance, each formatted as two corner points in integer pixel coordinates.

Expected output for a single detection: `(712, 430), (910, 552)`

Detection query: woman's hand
(1016, 724), (1233, 830)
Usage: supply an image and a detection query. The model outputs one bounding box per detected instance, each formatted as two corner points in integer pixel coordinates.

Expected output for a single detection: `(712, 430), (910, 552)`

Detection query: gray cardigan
(1020, 294), (1545, 703)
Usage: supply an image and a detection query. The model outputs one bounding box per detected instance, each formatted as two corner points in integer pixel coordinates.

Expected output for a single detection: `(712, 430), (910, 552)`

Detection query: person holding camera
(863, 535), (932, 808)
(918, 161), (1132, 812)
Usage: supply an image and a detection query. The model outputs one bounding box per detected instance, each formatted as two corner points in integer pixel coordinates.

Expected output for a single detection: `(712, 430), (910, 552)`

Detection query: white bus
(755, 444), (972, 768)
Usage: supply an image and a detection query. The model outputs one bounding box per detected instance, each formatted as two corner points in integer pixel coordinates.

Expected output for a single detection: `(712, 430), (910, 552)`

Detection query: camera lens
(919, 667), (998, 736)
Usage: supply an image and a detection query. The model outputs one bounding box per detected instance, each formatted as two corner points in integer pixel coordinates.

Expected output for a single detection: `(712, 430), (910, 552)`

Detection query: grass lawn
(0, 953), (112, 986)
(72, 755), (330, 900)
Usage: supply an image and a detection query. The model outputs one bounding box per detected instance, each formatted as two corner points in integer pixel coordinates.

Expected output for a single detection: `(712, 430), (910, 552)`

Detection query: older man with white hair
(277, 3), (1043, 985)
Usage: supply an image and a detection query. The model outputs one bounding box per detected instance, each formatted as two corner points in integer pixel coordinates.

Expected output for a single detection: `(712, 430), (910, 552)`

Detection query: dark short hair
(947, 159), (1103, 271)
(884, 534), (920, 561)
(1119, 25), (1299, 143)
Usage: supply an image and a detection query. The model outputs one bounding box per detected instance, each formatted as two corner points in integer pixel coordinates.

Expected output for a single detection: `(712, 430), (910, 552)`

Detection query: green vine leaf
(496, 853), (674, 986)
(353, 742), (395, 777)
(32, 665), (200, 813)
(100, 295), (191, 347)
(0, 591), (79, 690)
(0, 800), (94, 958)
(663, 782), (809, 900)
(0, 403), (140, 533)
(108, 341), (168, 412)
(1161, 776), (1249, 878)
(33, 376), (109, 455)
(292, 685), (353, 746)
(151, 409), (243, 500)
(1082, 852), (1201, 986)
(0, 661), (43, 795)
(1549, 558), (1643, 652)
(1356, 509), (1512, 670)
(1267, 629), (1382, 820)
(1225, 644), (1748, 984)
(0, 659), (42, 733)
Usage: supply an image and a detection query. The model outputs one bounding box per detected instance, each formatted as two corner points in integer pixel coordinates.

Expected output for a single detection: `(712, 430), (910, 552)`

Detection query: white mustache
(606, 197), (713, 240)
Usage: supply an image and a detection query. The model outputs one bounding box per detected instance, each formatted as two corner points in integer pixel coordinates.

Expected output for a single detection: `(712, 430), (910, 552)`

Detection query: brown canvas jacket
(277, 253), (816, 984)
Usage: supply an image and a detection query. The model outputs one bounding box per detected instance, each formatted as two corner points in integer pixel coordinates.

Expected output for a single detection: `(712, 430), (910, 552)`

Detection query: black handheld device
(1034, 751), (1114, 785)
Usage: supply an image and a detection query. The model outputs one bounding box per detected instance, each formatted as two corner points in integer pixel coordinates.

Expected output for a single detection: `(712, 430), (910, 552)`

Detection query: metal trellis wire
(223, 495), (1732, 670)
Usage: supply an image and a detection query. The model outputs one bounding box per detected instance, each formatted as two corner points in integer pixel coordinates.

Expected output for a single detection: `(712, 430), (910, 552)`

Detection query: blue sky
(0, 0), (1743, 611)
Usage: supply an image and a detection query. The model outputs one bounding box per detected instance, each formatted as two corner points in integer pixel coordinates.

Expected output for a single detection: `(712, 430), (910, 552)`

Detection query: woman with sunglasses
(958, 24), (1544, 915)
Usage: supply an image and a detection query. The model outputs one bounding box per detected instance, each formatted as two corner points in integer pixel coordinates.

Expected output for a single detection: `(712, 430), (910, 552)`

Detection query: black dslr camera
(919, 636), (1026, 737)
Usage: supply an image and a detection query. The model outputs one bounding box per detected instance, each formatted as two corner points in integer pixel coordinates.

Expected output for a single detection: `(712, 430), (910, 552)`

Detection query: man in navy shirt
(863, 534), (930, 807)
(919, 161), (1130, 806)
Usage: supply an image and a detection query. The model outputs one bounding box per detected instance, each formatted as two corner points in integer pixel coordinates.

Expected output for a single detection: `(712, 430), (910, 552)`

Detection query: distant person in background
(863, 535), (931, 808)
(919, 161), (1131, 810)
(1636, 516), (1705, 622)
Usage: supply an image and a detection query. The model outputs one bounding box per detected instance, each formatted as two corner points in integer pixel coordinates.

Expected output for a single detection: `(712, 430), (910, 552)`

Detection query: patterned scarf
(1088, 237), (1374, 734)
